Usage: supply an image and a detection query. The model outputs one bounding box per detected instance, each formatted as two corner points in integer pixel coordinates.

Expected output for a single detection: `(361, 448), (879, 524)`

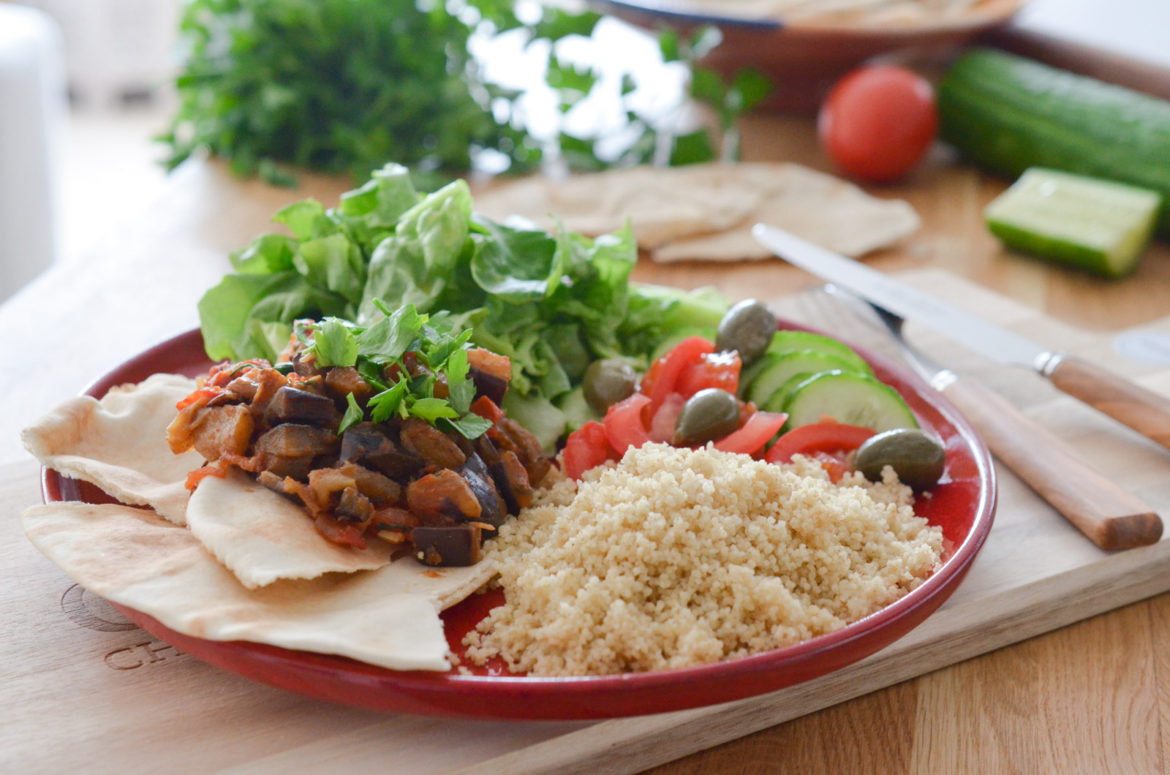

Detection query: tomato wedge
(675, 350), (741, 398)
(644, 336), (714, 416)
(563, 420), (615, 480)
(713, 411), (787, 456)
(604, 393), (653, 454)
(647, 392), (686, 443)
(765, 421), (876, 464)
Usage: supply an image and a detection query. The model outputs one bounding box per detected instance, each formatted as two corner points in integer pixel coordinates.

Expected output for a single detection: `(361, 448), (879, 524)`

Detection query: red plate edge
(41, 323), (996, 720)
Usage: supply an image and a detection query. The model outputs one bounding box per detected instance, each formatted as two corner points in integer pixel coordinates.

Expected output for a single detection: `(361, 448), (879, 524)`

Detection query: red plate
(42, 323), (995, 720)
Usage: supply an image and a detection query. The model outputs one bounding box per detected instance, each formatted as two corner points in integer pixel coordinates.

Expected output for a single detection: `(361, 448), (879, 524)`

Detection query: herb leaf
(339, 393), (364, 434)
(310, 319), (360, 367)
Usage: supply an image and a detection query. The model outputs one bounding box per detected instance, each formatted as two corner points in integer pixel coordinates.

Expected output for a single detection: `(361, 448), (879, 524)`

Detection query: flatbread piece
(186, 469), (394, 589)
(21, 373), (203, 525)
(23, 502), (495, 671)
(473, 162), (920, 262)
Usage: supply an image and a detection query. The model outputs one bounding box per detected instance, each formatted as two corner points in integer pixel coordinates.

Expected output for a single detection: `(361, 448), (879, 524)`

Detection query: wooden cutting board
(3, 270), (1168, 773)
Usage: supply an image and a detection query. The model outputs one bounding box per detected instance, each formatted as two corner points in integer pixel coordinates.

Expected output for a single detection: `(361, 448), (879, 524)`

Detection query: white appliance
(0, 4), (65, 302)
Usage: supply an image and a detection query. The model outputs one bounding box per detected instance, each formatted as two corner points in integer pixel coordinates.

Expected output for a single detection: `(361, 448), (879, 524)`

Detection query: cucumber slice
(762, 371), (815, 413)
(739, 330), (870, 396)
(766, 330), (871, 374)
(984, 168), (1160, 278)
(784, 371), (918, 432)
(746, 350), (866, 406)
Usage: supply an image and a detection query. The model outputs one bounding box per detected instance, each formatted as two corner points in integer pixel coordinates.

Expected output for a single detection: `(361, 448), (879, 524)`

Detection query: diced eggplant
(399, 418), (467, 470)
(413, 524), (483, 567)
(257, 470), (291, 495)
(339, 422), (393, 461)
(255, 423), (338, 459)
(191, 404), (255, 461)
(224, 365), (285, 404)
(166, 401), (201, 454)
(325, 366), (372, 402)
(406, 469), (482, 522)
(469, 369), (508, 406)
(490, 450), (534, 514)
(265, 386), (338, 426)
(335, 485), (374, 525)
(340, 462), (402, 505)
(340, 423), (424, 479)
(292, 350), (322, 377)
(367, 447), (425, 480)
(261, 454), (314, 481)
(459, 453), (506, 528)
(467, 348), (511, 405)
(474, 434), (502, 465)
(490, 417), (551, 486)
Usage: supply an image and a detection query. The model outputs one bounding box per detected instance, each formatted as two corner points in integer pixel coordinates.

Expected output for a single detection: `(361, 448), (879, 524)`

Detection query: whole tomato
(818, 65), (938, 183)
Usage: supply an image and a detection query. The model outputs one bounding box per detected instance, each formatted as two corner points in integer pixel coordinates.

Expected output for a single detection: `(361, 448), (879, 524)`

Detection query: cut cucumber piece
(763, 371), (816, 413)
(939, 48), (1170, 234)
(746, 350), (866, 406)
(784, 371), (917, 432)
(766, 330), (871, 374)
(739, 329), (871, 396)
(985, 168), (1160, 278)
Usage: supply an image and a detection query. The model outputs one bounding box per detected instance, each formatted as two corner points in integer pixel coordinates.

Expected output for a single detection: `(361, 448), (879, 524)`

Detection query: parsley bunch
(300, 303), (492, 440)
(160, 0), (771, 184)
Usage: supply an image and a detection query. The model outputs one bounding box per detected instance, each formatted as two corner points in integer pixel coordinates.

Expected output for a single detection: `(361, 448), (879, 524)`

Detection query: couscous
(464, 443), (943, 676)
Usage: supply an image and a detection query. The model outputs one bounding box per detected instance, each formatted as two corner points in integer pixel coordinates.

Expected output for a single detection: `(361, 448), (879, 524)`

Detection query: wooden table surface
(4, 112), (1169, 773)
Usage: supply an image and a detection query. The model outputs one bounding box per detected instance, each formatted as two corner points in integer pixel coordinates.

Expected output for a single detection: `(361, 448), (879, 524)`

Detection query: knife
(822, 284), (1163, 551)
(753, 223), (1170, 452)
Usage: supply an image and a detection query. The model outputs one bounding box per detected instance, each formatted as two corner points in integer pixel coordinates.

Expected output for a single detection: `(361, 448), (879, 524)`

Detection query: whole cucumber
(938, 48), (1170, 233)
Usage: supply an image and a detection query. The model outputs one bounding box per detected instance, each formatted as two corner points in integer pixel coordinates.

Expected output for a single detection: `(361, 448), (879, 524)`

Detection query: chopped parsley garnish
(303, 305), (489, 439)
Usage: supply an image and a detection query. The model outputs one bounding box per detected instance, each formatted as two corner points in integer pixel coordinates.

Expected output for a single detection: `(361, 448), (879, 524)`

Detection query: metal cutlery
(819, 284), (1162, 550)
(753, 223), (1170, 452)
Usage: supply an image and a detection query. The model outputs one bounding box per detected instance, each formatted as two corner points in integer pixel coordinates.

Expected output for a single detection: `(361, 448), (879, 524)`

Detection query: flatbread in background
(474, 164), (768, 249)
(186, 469), (394, 589)
(22, 502), (465, 671)
(473, 162), (920, 262)
(21, 373), (203, 525)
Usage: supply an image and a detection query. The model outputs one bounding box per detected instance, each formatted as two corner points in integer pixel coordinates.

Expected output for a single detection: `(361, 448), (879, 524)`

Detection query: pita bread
(473, 162), (920, 262)
(22, 502), (489, 671)
(186, 469), (393, 589)
(21, 374), (204, 525)
(475, 164), (766, 248)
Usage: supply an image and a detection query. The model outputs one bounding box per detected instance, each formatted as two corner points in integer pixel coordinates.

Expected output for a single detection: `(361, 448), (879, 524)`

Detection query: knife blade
(753, 223), (1170, 452)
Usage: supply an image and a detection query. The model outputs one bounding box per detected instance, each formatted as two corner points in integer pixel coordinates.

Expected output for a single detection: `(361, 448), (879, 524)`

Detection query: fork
(818, 284), (1163, 551)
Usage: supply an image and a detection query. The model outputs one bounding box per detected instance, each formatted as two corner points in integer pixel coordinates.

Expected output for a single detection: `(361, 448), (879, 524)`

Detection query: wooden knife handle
(1046, 355), (1170, 450)
(940, 375), (1163, 550)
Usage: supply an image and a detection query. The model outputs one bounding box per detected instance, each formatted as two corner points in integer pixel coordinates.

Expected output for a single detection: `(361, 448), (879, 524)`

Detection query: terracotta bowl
(592, 0), (1028, 111)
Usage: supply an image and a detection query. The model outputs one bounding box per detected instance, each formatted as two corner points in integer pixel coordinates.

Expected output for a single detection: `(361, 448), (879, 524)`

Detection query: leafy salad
(199, 163), (729, 450)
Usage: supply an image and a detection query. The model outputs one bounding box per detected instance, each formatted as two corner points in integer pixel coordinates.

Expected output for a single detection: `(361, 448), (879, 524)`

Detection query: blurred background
(0, 0), (1164, 302)
(1, 0), (176, 299)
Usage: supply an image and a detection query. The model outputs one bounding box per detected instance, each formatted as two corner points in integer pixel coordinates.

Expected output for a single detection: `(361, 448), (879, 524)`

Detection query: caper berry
(854, 428), (946, 491)
(583, 358), (638, 413)
(716, 299), (777, 365)
(674, 388), (741, 446)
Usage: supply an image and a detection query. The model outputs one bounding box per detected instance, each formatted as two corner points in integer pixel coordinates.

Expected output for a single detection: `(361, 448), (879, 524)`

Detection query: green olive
(854, 428), (946, 491)
(716, 299), (777, 365)
(674, 388), (741, 446)
(583, 358), (637, 413)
